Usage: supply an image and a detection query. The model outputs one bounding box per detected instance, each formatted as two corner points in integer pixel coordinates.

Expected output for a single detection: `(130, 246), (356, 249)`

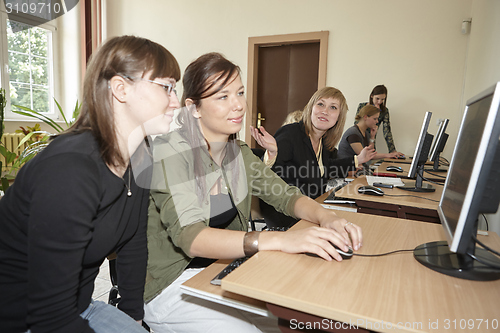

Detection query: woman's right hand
(258, 226), (351, 262)
(357, 145), (377, 164)
(250, 126), (277, 159)
(386, 151), (400, 158)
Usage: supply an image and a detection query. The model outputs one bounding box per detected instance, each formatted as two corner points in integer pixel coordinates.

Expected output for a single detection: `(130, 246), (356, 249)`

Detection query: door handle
(257, 112), (266, 128)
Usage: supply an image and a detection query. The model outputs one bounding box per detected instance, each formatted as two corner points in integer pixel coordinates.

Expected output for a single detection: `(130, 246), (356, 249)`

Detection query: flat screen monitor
(399, 111), (435, 192)
(414, 82), (500, 281)
(427, 118), (449, 172)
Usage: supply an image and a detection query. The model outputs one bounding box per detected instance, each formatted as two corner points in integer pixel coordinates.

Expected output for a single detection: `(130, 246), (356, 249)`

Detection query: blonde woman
(339, 104), (400, 160)
(271, 87), (376, 200)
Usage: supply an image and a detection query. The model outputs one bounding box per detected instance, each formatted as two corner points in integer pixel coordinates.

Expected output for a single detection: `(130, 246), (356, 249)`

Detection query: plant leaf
(12, 105), (64, 132)
(54, 98), (69, 127)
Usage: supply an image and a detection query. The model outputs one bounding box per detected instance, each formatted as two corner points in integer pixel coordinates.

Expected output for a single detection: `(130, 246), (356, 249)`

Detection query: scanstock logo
(4, 0), (79, 32)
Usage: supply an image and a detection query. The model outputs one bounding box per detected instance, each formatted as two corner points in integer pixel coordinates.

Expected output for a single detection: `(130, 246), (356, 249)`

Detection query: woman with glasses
(143, 52), (363, 333)
(0, 35), (180, 333)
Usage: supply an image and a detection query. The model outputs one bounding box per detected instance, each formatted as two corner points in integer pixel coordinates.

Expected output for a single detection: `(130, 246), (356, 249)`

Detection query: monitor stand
(414, 241), (500, 281)
(424, 156), (448, 172)
(399, 165), (436, 192)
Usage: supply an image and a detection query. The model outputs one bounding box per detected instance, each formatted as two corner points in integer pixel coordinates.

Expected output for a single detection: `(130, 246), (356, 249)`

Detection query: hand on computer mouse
(258, 226), (352, 262)
(305, 242), (354, 260)
(316, 210), (362, 252)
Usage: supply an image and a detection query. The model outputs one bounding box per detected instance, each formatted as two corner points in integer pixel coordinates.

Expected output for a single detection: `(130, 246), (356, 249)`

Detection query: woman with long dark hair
(0, 35), (181, 333)
(144, 53), (363, 333)
(355, 84), (404, 157)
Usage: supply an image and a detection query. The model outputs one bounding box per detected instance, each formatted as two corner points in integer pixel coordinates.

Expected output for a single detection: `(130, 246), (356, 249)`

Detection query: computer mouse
(357, 185), (384, 196)
(386, 165), (403, 172)
(305, 242), (353, 260)
(396, 155), (406, 159)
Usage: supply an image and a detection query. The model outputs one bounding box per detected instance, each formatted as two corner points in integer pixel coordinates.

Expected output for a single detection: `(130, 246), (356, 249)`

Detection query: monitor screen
(429, 118), (449, 162)
(438, 83), (500, 253)
(407, 112), (432, 179)
(414, 82), (500, 281)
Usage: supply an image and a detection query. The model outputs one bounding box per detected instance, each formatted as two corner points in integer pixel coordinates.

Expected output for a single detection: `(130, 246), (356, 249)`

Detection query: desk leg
(267, 303), (372, 333)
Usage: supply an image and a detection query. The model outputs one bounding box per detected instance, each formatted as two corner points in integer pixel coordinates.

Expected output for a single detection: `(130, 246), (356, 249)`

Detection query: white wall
(105, 0), (473, 158)
(104, 0), (500, 232)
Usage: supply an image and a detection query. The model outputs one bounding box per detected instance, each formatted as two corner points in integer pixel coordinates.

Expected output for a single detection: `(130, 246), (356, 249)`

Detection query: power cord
(424, 170), (447, 178)
(467, 253), (500, 269)
(482, 214), (489, 231)
(418, 170), (444, 186)
(439, 156), (450, 166)
(472, 234), (500, 257)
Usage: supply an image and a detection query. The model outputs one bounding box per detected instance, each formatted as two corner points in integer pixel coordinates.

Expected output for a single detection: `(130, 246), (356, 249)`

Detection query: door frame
(245, 31), (329, 144)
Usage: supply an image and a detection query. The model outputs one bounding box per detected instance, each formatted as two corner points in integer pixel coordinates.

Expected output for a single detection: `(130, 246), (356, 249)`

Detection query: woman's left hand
(250, 126), (277, 159)
(357, 145), (376, 164)
(318, 212), (363, 251)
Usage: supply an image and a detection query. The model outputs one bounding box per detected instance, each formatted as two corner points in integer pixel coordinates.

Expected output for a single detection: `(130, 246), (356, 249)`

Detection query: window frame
(0, 9), (58, 121)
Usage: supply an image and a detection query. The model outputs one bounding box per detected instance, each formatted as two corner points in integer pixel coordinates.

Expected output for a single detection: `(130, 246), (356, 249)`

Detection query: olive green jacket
(144, 130), (303, 302)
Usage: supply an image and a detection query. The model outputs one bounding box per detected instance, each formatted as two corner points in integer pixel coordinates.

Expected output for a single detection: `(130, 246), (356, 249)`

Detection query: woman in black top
(0, 35), (180, 333)
(271, 87), (375, 199)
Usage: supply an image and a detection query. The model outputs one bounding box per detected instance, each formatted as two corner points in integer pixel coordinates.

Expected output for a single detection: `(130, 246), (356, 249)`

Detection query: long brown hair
(70, 35), (180, 168)
(369, 84), (388, 113)
(301, 87), (348, 151)
(177, 52), (242, 200)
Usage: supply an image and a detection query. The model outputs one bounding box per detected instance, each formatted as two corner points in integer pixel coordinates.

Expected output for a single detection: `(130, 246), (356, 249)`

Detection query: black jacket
(272, 121), (355, 199)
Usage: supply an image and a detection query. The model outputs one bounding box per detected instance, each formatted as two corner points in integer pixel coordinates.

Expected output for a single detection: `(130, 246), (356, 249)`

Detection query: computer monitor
(414, 82), (500, 281)
(426, 118), (449, 172)
(399, 111), (435, 192)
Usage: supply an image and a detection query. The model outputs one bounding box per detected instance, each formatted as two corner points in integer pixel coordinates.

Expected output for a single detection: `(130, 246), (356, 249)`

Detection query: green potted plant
(12, 99), (81, 168)
(0, 87), (15, 194)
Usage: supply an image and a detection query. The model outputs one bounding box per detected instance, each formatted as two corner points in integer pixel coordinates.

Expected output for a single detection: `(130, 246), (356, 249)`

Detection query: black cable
(472, 234), (500, 257)
(418, 170), (444, 186)
(424, 170), (447, 178)
(355, 243), (447, 257)
(439, 156), (450, 166)
(385, 194), (440, 203)
(466, 252), (500, 269)
(353, 249), (414, 257)
(482, 214), (489, 231)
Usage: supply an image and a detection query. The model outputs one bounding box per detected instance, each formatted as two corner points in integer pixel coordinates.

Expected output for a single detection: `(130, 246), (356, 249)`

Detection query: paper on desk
(366, 176), (405, 187)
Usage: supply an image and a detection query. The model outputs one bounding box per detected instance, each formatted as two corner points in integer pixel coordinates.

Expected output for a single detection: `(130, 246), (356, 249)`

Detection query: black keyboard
(211, 257), (249, 285)
(323, 192), (355, 205)
(210, 227), (289, 286)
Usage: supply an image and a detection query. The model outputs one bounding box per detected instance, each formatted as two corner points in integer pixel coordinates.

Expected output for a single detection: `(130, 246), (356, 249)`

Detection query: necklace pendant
(127, 190), (132, 197)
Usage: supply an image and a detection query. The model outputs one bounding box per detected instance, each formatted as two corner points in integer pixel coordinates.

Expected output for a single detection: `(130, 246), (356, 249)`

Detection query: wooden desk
(331, 176), (442, 223)
(221, 212), (500, 333)
(181, 259), (270, 316)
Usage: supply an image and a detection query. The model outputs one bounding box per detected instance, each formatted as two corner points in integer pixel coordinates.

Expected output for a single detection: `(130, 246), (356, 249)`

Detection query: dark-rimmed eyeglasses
(121, 74), (177, 96)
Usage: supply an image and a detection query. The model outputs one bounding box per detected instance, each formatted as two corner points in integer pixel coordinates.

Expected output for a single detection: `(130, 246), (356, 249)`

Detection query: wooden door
(256, 43), (320, 137)
(246, 31), (329, 147)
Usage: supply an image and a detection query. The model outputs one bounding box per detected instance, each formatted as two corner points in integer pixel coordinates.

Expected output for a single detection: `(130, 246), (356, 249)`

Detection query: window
(8, 19), (53, 113)
(0, 11), (56, 119)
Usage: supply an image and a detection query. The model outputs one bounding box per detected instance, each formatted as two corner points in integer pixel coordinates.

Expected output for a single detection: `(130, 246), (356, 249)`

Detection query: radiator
(1, 133), (29, 170)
